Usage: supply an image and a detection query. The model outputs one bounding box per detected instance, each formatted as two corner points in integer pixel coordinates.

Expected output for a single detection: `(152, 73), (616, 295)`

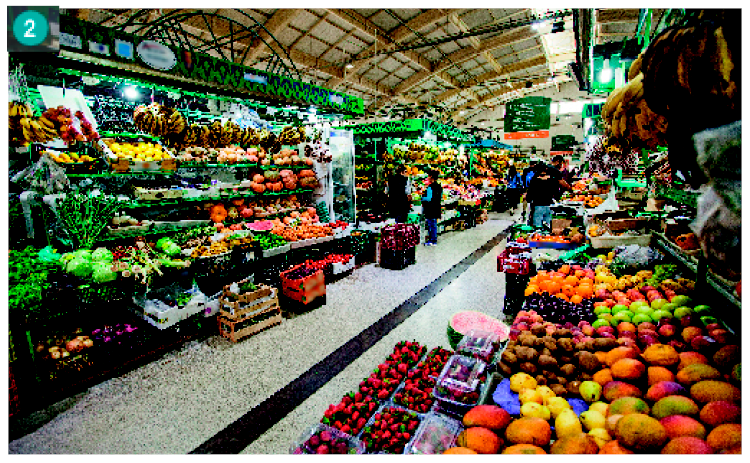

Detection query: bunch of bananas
(132, 103), (187, 138)
(258, 129), (280, 153)
(601, 63), (668, 150)
(278, 126), (306, 145)
(236, 126), (260, 146)
(9, 102), (59, 144)
(205, 120), (242, 147)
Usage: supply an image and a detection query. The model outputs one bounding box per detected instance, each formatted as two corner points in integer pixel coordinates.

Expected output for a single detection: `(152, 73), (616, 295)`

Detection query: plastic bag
(613, 245), (663, 267)
(10, 153), (69, 194)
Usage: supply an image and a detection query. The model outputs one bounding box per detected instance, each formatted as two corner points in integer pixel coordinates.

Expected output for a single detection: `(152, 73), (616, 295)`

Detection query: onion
(103, 336), (112, 343)
(66, 339), (82, 353)
(83, 339), (94, 348)
(50, 351), (61, 360)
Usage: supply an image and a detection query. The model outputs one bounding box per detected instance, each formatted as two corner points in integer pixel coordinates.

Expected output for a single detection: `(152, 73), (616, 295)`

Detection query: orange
(547, 281), (561, 294)
(555, 293), (569, 301)
(559, 264), (571, 275)
(537, 271), (550, 282)
(579, 277), (594, 286)
(525, 285), (540, 296)
(551, 275), (565, 286)
(576, 285), (594, 299)
(564, 275), (579, 286)
(570, 294), (584, 304)
(561, 284), (576, 298)
(574, 269), (587, 279)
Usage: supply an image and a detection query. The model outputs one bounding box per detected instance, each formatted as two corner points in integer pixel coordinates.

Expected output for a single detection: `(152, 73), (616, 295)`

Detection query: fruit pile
(294, 425), (363, 454)
(392, 376), (435, 413)
(320, 392), (379, 436)
(359, 341), (426, 400)
(43, 149), (97, 164)
(359, 406), (421, 454)
(105, 140), (173, 163)
(282, 265), (319, 281)
(413, 347), (454, 378)
(525, 265), (599, 303)
(253, 233), (287, 251)
(520, 293), (597, 326)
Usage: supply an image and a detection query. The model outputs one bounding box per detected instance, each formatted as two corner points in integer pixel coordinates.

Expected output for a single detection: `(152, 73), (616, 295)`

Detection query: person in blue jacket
(421, 169), (443, 246)
(504, 164), (523, 213)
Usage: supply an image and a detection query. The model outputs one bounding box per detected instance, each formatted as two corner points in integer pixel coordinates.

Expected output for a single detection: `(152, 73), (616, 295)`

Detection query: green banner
(552, 134), (578, 152)
(341, 118), (472, 142)
(504, 96), (552, 133)
(57, 16), (364, 115)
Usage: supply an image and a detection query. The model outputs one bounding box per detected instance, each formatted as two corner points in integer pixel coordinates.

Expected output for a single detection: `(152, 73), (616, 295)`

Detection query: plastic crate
(403, 412), (463, 455)
(280, 265), (326, 305)
(456, 329), (501, 363)
(290, 423), (366, 455)
(432, 355), (486, 417)
(379, 246), (416, 270)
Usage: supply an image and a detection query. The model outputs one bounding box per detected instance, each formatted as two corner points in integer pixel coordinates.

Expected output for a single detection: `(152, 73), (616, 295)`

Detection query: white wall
(462, 81), (603, 155)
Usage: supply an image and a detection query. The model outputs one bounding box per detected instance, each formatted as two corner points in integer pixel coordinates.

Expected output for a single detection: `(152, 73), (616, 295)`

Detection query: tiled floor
(9, 210), (520, 454)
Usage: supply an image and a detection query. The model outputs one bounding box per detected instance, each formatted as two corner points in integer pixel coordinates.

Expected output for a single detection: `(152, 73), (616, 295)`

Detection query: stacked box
(280, 265), (326, 305)
(217, 303), (282, 343)
(497, 250), (531, 275)
(218, 282), (277, 319)
(380, 224), (420, 251)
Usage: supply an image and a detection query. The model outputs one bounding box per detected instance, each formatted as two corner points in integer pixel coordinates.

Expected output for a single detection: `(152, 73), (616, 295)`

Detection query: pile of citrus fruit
(525, 265), (598, 303)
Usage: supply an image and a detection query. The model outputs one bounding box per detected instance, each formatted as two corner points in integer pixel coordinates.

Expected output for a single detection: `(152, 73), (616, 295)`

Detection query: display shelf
(120, 189), (311, 209)
(655, 184), (699, 208)
(652, 232), (698, 273)
(706, 272), (741, 310)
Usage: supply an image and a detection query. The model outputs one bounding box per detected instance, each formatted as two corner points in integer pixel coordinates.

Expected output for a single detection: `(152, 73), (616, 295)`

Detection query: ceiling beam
(450, 76), (555, 122)
(447, 13), (480, 49)
(243, 9), (302, 65)
(99, 9), (136, 26)
(394, 25), (536, 94)
(596, 9), (640, 24)
(391, 9), (453, 44)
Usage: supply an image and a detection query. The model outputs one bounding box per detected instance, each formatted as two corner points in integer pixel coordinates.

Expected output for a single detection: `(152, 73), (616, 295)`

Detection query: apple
(516, 322), (530, 331)
(633, 305), (654, 315)
(690, 335), (717, 354)
(631, 313), (653, 325)
(600, 332), (616, 339)
(667, 339), (686, 351)
(650, 299), (668, 310)
(639, 334), (659, 346)
(682, 326), (703, 343)
(637, 322), (657, 333)
(661, 302), (678, 313)
(673, 307), (693, 320)
(639, 329), (659, 339)
(594, 306), (612, 316)
(596, 325), (615, 335)
(604, 299), (617, 308)
(658, 324), (677, 338)
(693, 305), (712, 315)
(618, 331), (637, 340)
(709, 329), (731, 344)
(650, 310), (672, 322)
(671, 295), (692, 307)
(612, 312), (634, 324)
(618, 338), (637, 348)
(640, 285), (658, 294)
(509, 329), (521, 341)
(611, 304), (630, 315)
(629, 300), (649, 310)
(680, 314), (698, 328)
(600, 313), (614, 324)
(582, 325), (595, 337)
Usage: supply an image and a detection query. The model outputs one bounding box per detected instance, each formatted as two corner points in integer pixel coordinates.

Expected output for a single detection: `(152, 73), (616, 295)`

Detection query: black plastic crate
(379, 246), (416, 270)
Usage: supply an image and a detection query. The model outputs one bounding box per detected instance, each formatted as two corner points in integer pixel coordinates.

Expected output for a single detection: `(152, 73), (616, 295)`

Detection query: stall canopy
(341, 119), (473, 143)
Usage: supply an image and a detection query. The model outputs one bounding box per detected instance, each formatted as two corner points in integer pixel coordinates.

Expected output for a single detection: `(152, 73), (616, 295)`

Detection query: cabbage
(92, 247), (114, 263)
(67, 258), (93, 277)
(72, 249), (92, 261)
(91, 263), (117, 283)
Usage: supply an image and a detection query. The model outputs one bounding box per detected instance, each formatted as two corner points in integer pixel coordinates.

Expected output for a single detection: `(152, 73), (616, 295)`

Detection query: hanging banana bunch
(277, 125), (307, 145)
(132, 103), (187, 138)
(9, 102), (59, 145)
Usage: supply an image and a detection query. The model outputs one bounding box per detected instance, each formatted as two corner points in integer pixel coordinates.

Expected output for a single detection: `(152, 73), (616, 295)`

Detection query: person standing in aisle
(504, 164), (523, 214)
(551, 155), (574, 200)
(525, 164), (559, 229)
(522, 159), (540, 224)
(421, 169), (442, 246)
(387, 165), (412, 223)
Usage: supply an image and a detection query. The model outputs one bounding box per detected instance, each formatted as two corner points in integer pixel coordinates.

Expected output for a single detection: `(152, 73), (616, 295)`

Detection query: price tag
(8, 6), (60, 52)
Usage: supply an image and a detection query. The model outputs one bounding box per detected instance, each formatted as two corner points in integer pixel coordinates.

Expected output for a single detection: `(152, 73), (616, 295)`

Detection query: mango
(456, 427), (502, 454)
(588, 428), (612, 449)
(580, 410), (606, 431)
(555, 409), (583, 439)
(651, 395), (700, 419)
(608, 397), (650, 417)
(550, 433), (599, 454)
(603, 381), (643, 401)
(614, 414), (668, 452)
(660, 415), (707, 440)
(690, 380), (741, 404)
(699, 401), (741, 427)
(546, 396), (572, 418)
(661, 436), (714, 454)
(588, 401), (609, 417)
(706, 423), (741, 453)
(645, 381), (687, 402)
(676, 363), (722, 386)
(462, 405), (512, 432)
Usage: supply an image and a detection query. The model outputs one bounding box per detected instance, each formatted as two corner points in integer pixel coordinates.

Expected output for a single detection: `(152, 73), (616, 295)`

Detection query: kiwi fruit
(535, 374), (548, 386)
(560, 363), (577, 377)
(558, 338), (575, 352)
(538, 355), (559, 370)
(593, 338), (618, 351)
(567, 380), (582, 396)
(519, 362), (538, 375)
(501, 350), (518, 365)
(550, 383), (567, 396)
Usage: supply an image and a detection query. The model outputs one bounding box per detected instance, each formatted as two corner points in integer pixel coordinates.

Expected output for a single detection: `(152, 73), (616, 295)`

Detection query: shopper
(551, 155), (574, 200)
(421, 169), (442, 246)
(504, 165), (523, 213)
(388, 165), (412, 223)
(525, 164), (559, 229)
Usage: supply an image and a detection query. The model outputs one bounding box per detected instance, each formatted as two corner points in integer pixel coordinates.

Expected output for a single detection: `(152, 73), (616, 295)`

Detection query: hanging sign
(504, 96), (551, 139)
(504, 130), (550, 140)
(136, 40), (176, 70)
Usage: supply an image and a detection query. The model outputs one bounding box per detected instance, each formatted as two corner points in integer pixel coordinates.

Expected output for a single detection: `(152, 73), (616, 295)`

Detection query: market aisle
(241, 222), (510, 454)
(9, 213), (516, 454)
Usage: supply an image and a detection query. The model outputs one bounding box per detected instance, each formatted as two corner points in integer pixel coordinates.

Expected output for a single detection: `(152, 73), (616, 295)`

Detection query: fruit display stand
(280, 265), (326, 305)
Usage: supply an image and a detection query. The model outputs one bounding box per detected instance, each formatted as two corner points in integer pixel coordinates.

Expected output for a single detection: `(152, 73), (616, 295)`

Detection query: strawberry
(369, 402), (377, 412)
(357, 417), (367, 429)
(340, 424), (351, 434)
(377, 389), (389, 400)
(354, 392), (363, 402)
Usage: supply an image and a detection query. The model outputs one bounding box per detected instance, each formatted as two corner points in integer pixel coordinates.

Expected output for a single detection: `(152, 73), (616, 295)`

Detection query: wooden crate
(219, 292), (279, 320)
(222, 281), (274, 305)
(217, 303), (282, 343)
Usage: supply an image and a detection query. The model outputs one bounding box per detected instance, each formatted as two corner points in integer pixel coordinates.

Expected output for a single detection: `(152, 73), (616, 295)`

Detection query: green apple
(594, 306), (612, 316)
(612, 311), (633, 323)
(629, 300), (649, 311)
(611, 304), (630, 315)
(579, 381), (603, 403)
(671, 295), (692, 308)
(674, 306), (693, 320)
(632, 313), (653, 325)
(593, 319), (611, 329)
(661, 302), (678, 313)
(599, 313), (614, 323)
(650, 299), (668, 311)
(650, 310), (672, 321)
(694, 305), (712, 314)
(634, 305), (654, 316)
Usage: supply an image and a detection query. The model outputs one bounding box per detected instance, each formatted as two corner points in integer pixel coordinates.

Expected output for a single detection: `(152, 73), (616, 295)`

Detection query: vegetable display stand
(254, 253), (289, 288)
(379, 246), (416, 270)
(217, 300), (283, 343)
(280, 265), (326, 305)
(192, 251), (235, 296)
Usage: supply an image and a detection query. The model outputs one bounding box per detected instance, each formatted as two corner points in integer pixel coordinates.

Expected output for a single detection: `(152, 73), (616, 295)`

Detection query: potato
(519, 362), (538, 375)
(560, 363), (577, 377)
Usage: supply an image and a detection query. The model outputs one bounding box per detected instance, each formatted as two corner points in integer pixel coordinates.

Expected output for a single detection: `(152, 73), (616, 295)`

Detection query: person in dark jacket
(388, 165), (411, 223)
(526, 164), (568, 229)
(421, 169), (442, 246)
(504, 164), (523, 213)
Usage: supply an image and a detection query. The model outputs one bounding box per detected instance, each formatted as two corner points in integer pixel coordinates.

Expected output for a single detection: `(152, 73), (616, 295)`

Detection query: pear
(579, 381), (602, 403)
(580, 410), (606, 431)
(536, 385), (556, 403)
(546, 397), (572, 419)
(588, 401), (609, 417)
(518, 388), (543, 404)
(588, 428), (612, 449)
(510, 372), (537, 392)
(520, 402), (551, 421)
(555, 409), (583, 439)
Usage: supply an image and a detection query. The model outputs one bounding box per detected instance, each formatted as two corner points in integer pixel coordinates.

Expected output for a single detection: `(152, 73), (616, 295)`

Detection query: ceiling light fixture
(346, 64), (354, 69)
(123, 86), (140, 100)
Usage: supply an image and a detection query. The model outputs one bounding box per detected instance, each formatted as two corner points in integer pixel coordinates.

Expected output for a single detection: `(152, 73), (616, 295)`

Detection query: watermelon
(246, 220), (274, 231)
(448, 311), (509, 350)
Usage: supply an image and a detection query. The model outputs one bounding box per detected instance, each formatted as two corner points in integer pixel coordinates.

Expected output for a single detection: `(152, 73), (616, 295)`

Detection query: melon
(448, 311), (509, 349)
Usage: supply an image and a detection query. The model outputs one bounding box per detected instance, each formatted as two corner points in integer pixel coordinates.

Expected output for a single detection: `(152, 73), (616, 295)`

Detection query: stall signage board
(504, 96), (551, 139)
(552, 134), (578, 152)
(57, 17), (364, 115)
(341, 119), (472, 142)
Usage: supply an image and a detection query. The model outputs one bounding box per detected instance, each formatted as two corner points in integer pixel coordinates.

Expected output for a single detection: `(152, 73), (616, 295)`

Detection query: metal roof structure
(66, 8), (659, 128)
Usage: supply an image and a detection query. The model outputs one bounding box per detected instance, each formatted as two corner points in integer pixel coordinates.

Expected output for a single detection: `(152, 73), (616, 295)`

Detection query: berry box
(432, 355), (486, 417)
(411, 347), (454, 379)
(358, 404), (423, 454)
(321, 392), (380, 436)
(391, 376), (436, 414)
(290, 423), (365, 454)
(456, 329), (501, 363)
(403, 412), (463, 455)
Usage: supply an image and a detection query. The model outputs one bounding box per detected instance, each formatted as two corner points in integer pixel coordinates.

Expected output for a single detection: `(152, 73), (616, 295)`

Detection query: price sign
(8, 6), (60, 52)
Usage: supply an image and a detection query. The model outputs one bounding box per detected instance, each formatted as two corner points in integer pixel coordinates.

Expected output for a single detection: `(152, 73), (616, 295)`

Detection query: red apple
(618, 338), (637, 348)
(667, 339), (686, 351)
(658, 324), (677, 338)
(581, 325), (595, 336)
(709, 329), (731, 344)
(690, 335), (717, 355)
(600, 332), (616, 339)
(682, 326), (703, 343)
(596, 326), (615, 336)
(639, 334), (659, 346)
(637, 322), (657, 333)
(704, 323), (722, 332)
(618, 331), (637, 340)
